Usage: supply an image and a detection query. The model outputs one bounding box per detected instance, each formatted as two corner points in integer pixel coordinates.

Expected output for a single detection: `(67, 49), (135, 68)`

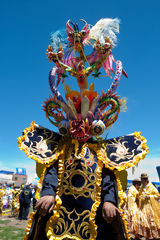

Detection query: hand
(35, 195), (55, 216)
(102, 202), (121, 223)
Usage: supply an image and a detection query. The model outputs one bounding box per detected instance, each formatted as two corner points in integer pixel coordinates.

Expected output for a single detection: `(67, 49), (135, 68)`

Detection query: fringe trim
(46, 145), (66, 239)
(89, 146), (103, 240)
(114, 170), (131, 240)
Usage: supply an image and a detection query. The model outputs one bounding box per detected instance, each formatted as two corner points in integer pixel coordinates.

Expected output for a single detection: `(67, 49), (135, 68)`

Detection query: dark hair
(133, 181), (141, 186)
(141, 178), (149, 183)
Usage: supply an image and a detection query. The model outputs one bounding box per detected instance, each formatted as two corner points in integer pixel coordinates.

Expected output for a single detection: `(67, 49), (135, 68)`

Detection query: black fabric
(96, 206), (126, 240)
(95, 169), (126, 240)
(23, 127), (61, 159)
(40, 163), (58, 197)
(28, 210), (52, 240)
(104, 134), (143, 165)
(101, 168), (118, 205)
(18, 202), (30, 220)
(19, 187), (33, 204)
(19, 186), (33, 220)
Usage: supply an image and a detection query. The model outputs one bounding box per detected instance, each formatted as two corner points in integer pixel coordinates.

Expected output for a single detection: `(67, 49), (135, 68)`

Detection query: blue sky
(0, 0), (160, 182)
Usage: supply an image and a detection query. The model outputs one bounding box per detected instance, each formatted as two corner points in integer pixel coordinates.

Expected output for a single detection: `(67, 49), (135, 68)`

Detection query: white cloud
(127, 156), (160, 182)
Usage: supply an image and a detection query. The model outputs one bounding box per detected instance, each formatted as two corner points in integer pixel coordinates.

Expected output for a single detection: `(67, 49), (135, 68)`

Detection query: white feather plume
(89, 18), (120, 46)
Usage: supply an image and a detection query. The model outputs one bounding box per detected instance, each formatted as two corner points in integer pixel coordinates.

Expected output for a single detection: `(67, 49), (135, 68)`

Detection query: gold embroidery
(46, 144), (101, 240)
(100, 132), (149, 171)
(110, 138), (134, 161)
(60, 147), (97, 200)
(48, 206), (91, 240)
(18, 121), (63, 164)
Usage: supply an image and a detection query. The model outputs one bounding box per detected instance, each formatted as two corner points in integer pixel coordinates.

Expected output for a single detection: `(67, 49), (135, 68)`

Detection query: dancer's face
(135, 183), (140, 190)
(141, 178), (148, 187)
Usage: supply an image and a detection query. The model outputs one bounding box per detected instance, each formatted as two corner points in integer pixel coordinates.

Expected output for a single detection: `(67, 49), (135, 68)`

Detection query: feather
(102, 62), (111, 77)
(90, 96), (99, 114)
(89, 18), (120, 46)
(50, 29), (67, 52)
(107, 53), (115, 72)
(120, 97), (127, 112)
(66, 20), (75, 34)
(67, 98), (78, 119)
(81, 96), (90, 119)
(122, 69), (128, 78)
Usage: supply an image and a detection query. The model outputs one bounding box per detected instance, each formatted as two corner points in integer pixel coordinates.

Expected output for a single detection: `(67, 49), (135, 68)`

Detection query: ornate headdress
(43, 18), (127, 141)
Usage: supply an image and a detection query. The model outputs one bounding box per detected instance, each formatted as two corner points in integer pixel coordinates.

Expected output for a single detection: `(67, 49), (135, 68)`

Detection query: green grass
(0, 219), (11, 224)
(0, 225), (25, 240)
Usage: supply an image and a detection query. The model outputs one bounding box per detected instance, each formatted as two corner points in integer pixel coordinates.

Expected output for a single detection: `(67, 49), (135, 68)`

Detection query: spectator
(127, 178), (141, 239)
(18, 185), (33, 220)
(136, 173), (160, 239)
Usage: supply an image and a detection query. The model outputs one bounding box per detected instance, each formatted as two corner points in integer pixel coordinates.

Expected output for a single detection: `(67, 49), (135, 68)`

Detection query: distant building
(12, 174), (27, 186)
(0, 174), (13, 184)
(0, 169), (27, 186)
(0, 170), (14, 184)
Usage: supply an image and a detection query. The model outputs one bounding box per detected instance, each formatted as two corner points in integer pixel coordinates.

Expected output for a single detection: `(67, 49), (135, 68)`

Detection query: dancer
(0, 185), (4, 214)
(127, 178), (141, 239)
(136, 173), (160, 239)
(11, 185), (21, 216)
(18, 185), (33, 220)
(18, 18), (148, 240)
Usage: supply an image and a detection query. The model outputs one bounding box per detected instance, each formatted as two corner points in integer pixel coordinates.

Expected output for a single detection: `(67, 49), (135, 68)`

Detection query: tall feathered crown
(43, 18), (127, 141)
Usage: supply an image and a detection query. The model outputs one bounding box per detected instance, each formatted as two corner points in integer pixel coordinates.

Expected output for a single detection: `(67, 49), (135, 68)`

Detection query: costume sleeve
(40, 164), (58, 197)
(101, 168), (117, 205)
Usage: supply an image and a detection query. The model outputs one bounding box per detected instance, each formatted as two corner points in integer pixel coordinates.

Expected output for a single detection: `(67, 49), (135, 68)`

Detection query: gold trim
(71, 139), (79, 156)
(69, 170), (88, 192)
(18, 121), (63, 164)
(46, 145), (66, 240)
(114, 170), (131, 240)
(35, 166), (47, 200)
(89, 146), (103, 240)
(23, 212), (36, 240)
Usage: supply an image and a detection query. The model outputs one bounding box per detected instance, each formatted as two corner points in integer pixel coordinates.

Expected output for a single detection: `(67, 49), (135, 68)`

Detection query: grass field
(0, 219), (26, 240)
